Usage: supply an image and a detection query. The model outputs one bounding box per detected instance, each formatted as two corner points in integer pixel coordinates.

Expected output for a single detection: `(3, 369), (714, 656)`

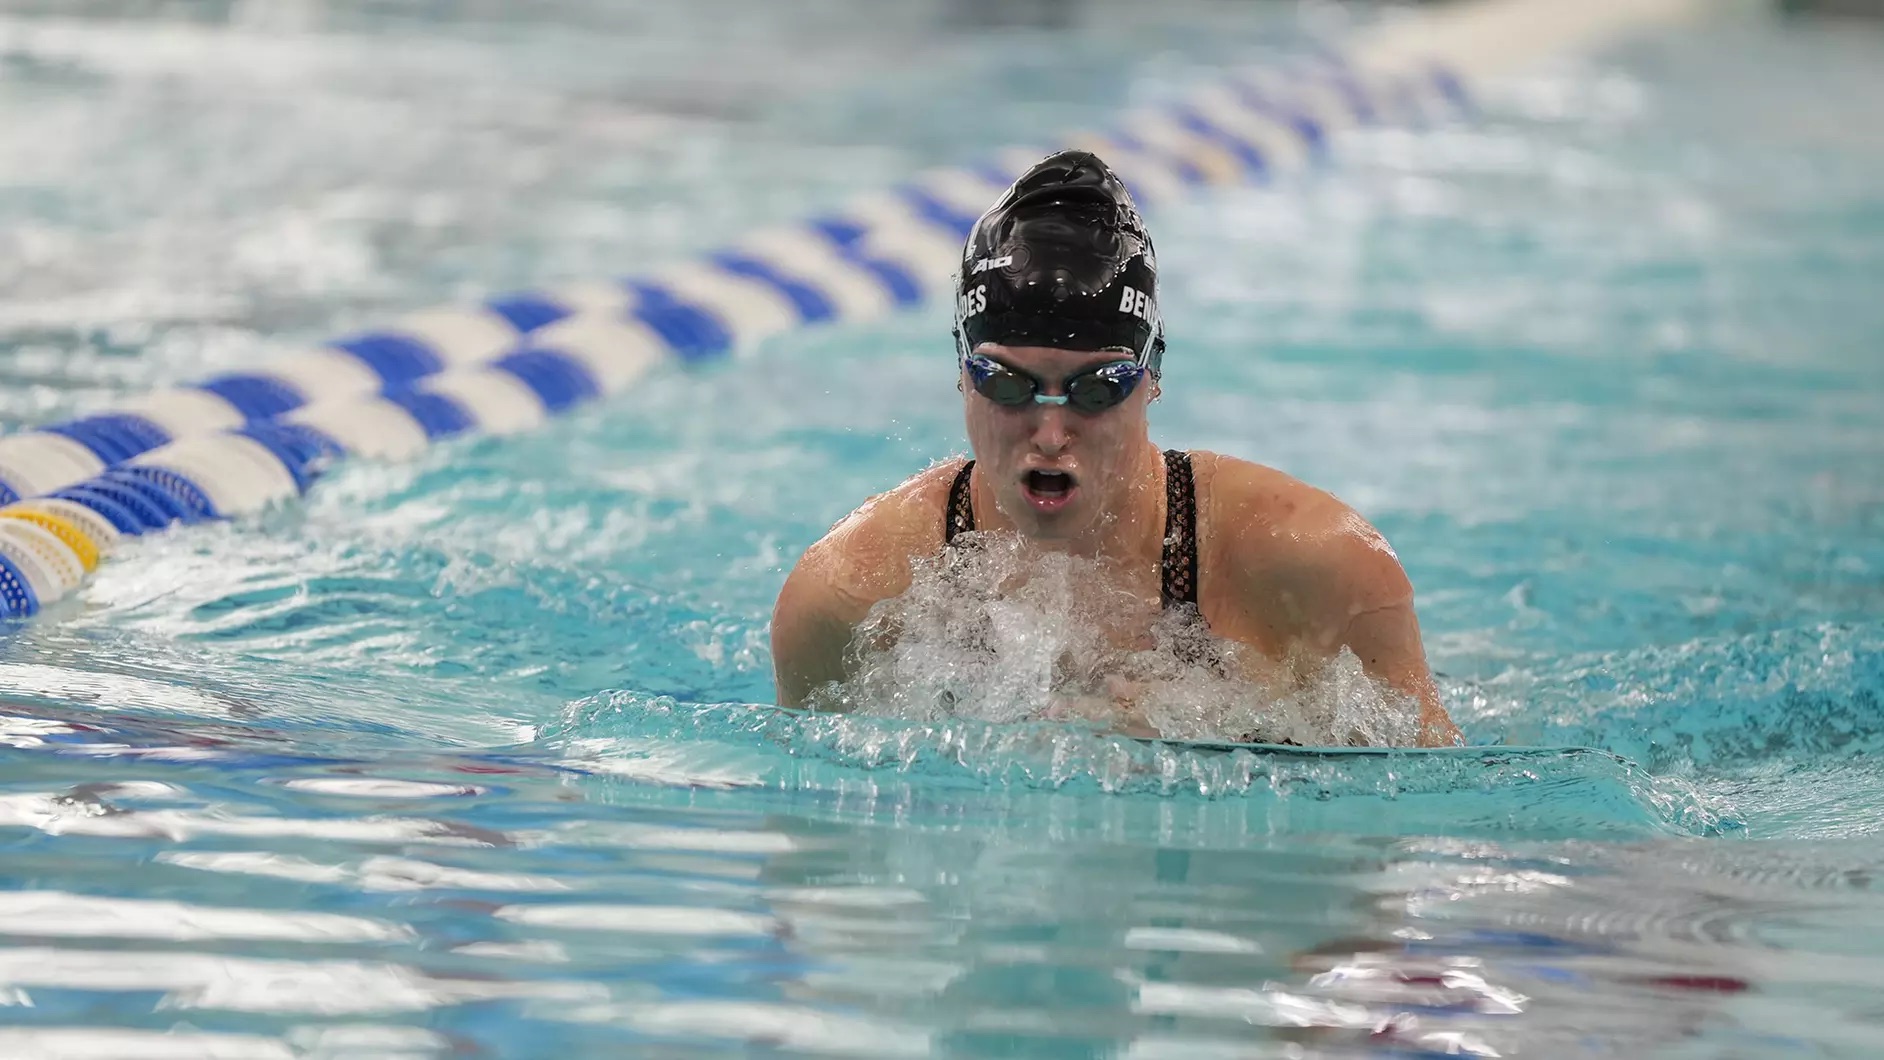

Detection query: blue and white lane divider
(0, 59), (1468, 619)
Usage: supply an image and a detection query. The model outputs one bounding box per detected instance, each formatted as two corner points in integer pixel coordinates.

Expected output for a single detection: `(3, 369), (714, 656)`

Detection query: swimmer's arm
(769, 554), (865, 710)
(1255, 512), (1462, 747)
(771, 475), (949, 710)
(1337, 595), (1463, 748)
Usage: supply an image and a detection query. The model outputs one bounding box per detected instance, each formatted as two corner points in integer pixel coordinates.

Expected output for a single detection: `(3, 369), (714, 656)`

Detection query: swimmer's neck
(972, 439), (1169, 564)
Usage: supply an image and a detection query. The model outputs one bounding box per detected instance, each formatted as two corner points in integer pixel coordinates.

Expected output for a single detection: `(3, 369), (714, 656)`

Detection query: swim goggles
(963, 353), (1147, 413)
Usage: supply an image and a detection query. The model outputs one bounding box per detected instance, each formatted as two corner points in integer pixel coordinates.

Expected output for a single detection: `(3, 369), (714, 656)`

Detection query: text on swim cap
(958, 284), (988, 320)
(1119, 286), (1152, 320)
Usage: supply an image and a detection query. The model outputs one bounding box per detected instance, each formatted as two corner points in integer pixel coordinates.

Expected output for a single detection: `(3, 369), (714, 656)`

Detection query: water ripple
(0, 891), (408, 943)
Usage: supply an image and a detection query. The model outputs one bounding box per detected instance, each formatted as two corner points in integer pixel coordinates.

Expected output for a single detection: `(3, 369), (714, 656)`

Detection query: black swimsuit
(943, 449), (1199, 609)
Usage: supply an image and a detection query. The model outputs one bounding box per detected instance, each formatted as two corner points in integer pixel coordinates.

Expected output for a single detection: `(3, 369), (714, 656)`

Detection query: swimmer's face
(961, 343), (1155, 545)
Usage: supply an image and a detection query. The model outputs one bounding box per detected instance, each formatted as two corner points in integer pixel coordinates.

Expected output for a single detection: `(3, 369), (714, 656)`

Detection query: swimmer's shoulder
(1190, 450), (1361, 544)
(786, 458), (965, 617)
(1189, 450), (1408, 619)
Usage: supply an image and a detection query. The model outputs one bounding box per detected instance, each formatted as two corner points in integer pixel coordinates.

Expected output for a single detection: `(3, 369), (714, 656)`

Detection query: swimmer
(771, 149), (1462, 747)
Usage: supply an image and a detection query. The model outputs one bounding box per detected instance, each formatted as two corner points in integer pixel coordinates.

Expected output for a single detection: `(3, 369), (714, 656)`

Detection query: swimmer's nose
(1030, 404), (1072, 455)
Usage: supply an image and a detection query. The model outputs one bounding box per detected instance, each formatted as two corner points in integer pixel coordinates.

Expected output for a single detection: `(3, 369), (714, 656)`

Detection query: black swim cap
(953, 150), (1164, 375)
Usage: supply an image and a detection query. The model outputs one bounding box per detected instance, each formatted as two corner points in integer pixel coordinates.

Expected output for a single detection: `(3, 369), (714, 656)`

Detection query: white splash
(813, 532), (1420, 747)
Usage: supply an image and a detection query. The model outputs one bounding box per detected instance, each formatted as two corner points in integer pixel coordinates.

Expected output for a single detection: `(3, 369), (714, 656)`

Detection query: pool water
(4, 2), (1884, 1056)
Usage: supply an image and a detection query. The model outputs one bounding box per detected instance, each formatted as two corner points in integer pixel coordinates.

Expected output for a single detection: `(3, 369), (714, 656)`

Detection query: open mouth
(1020, 469), (1078, 512)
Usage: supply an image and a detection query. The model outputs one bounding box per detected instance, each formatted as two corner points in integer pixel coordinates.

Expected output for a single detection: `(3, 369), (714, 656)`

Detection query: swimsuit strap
(1160, 449), (1198, 609)
(944, 459), (976, 544)
(944, 452), (1198, 610)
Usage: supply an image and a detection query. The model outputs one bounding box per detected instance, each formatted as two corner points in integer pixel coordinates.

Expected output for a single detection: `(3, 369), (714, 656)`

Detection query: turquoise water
(4, 2), (1884, 1055)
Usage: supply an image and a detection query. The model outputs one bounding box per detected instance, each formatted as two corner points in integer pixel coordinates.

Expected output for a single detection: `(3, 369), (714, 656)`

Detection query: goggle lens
(965, 355), (1144, 414)
(1066, 371), (1132, 413)
(977, 369), (1038, 407)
